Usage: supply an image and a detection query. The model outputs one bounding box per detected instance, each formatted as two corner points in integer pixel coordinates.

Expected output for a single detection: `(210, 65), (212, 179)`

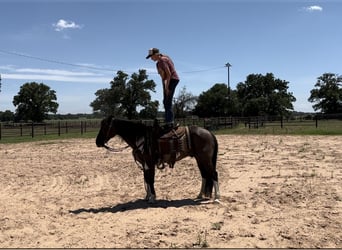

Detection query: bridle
(102, 117), (130, 152)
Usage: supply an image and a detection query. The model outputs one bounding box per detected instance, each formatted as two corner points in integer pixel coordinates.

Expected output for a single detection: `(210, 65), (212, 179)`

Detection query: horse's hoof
(148, 198), (155, 204)
(147, 195), (156, 204)
(196, 194), (204, 200)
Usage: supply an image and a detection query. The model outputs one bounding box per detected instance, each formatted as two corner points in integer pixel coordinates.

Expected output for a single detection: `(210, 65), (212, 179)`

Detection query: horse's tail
(211, 132), (218, 170)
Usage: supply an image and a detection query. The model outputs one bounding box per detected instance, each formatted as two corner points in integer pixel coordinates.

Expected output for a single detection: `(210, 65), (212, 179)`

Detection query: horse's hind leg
(196, 166), (220, 202)
(213, 179), (220, 203)
(196, 178), (207, 200)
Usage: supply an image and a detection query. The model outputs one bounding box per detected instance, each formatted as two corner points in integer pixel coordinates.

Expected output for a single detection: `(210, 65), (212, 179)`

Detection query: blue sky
(0, 0), (341, 114)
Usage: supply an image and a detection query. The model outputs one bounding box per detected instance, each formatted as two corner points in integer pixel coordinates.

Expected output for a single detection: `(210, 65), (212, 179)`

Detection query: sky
(0, 0), (341, 114)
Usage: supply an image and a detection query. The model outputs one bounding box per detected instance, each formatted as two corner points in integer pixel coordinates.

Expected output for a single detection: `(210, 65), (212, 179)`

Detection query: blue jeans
(163, 79), (179, 124)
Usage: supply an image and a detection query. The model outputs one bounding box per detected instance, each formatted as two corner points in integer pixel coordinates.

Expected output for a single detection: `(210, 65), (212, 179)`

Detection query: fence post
(0, 123), (2, 140)
(58, 121), (61, 136)
(280, 116), (283, 129)
(81, 121), (83, 135)
(31, 122), (34, 138)
(315, 116), (318, 128)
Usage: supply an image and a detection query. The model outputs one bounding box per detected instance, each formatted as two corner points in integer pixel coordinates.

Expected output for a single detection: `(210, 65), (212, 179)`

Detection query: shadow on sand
(69, 198), (207, 214)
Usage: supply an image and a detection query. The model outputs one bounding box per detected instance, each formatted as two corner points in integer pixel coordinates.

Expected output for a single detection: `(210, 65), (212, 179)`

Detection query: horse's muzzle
(96, 137), (105, 147)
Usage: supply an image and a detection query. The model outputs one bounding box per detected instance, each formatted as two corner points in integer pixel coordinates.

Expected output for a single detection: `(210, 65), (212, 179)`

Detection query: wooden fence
(0, 117), (238, 140)
(0, 120), (101, 140)
(239, 116), (318, 129)
(0, 114), (339, 140)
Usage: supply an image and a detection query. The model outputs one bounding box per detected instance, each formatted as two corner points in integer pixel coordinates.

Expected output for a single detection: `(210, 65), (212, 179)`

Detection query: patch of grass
(211, 221), (223, 230)
(0, 131), (97, 144)
(215, 119), (342, 135)
(193, 231), (209, 248)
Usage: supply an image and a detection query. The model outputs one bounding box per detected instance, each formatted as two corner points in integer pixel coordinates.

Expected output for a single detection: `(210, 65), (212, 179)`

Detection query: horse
(96, 116), (220, 203)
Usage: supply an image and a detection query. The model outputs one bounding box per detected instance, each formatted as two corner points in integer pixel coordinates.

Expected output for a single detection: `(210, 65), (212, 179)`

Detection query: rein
(103, 144), (130, 152)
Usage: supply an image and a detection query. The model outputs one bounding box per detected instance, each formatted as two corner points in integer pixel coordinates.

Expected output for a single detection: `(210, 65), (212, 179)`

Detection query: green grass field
(0, 131), (98, 144)
(216, 119), (342, 135)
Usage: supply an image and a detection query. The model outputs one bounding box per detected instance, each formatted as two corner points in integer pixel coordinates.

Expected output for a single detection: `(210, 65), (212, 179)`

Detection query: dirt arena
(0, 135), (341, 248)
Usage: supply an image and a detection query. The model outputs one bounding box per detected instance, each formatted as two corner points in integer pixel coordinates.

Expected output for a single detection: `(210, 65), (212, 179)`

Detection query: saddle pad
(160, 126), (186, 139)
(158, 126), (189, 155)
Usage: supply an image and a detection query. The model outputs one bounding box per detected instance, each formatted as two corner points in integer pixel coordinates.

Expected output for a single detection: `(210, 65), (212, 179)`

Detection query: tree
(193, 83), (229, 117)
(236, 73), (296, 116)
(13, 82), (58, 122)
(308, 73), (342, 114)
(0, 110), (14, 122)
(173, 86), (197, 118)
(91, 71), (128, 117)
(90, 70), (157, 119)
(138, 100), (159, 119)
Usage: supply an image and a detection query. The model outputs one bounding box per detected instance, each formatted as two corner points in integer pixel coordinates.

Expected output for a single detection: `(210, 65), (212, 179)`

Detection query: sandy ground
(0, 135), (341, 248)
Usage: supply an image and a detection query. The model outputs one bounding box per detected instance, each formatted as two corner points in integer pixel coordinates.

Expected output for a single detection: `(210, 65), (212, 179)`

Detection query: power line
(181, 66), (224, 74)
(0, 49), (225, 75)
(0, 49), (117, 72)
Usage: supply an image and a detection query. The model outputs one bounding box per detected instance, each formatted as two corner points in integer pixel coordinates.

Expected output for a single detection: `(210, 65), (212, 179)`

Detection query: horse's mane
(112, 118), (147, 138)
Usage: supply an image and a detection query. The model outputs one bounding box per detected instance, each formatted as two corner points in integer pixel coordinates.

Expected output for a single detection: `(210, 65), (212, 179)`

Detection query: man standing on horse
(146, 48), (179, 130)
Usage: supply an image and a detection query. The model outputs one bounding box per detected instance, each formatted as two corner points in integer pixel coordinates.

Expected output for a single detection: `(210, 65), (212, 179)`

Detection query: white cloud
(303, 5), (323, 12)
(2, 67), (111, 83)
(53, 19), (82, 32)
(3, 73), (110, 84)
(15, 68), (100, 77)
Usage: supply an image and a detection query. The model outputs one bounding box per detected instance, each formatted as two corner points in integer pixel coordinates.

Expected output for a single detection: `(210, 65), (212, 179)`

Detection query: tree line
(0, 70), (341, 122)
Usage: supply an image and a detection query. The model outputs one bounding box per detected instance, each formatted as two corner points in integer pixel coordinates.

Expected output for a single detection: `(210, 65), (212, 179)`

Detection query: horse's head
(96, 116), (116, 148)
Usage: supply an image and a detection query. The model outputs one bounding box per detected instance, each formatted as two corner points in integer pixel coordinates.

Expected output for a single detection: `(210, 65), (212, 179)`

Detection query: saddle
(157, 126), (191, 169)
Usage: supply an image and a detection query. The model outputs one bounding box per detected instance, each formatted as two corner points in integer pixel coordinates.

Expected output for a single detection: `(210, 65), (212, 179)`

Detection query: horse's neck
(117, 130), (144, 150)
(114, 120), (146, 150)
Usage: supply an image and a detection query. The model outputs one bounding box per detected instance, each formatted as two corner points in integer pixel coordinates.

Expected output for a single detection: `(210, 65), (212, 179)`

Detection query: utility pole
(0, 74), (2, 93)
(225, 63), (231, 115)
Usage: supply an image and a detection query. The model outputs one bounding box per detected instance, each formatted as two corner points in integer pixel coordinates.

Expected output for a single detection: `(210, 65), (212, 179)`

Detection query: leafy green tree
(193, 83), (228, 117)
(236, 73), (296, 116)
(308, 73), (342, 114)
(173, 86), (197, 118)
(90, 70), (157, 119)
(91, 71), (127, 117)
(139, 100), (159, 119)
(13, 82), (58, 122)
(0, 110), (15, 122)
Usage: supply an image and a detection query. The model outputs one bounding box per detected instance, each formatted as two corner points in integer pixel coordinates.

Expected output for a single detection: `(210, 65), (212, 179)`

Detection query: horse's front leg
(143, 162), (156, 203)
